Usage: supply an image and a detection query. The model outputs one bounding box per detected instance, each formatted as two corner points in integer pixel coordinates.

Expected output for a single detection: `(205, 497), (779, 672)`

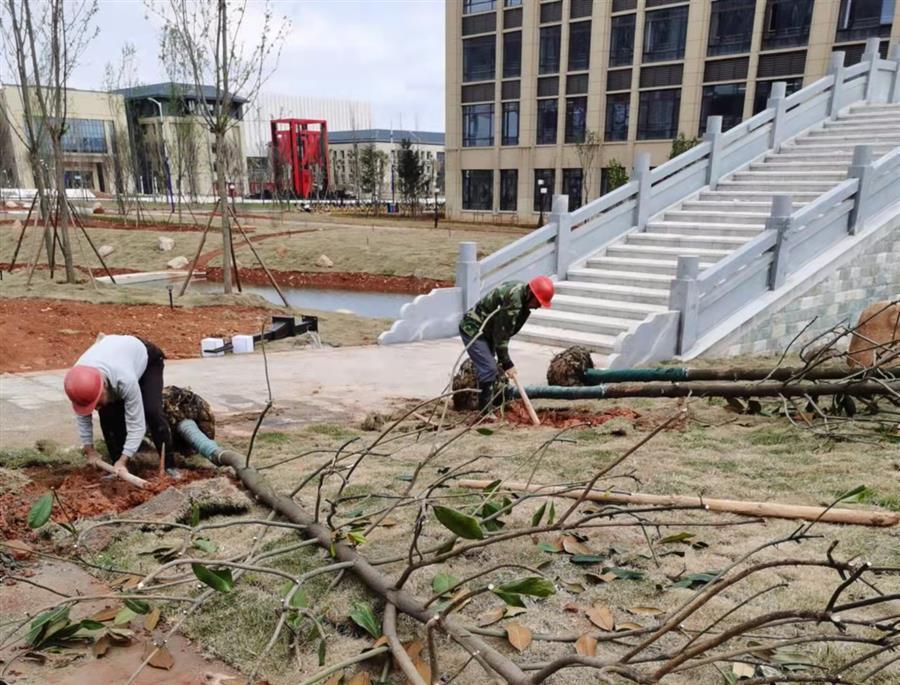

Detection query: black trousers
(98, 339), (174, 468)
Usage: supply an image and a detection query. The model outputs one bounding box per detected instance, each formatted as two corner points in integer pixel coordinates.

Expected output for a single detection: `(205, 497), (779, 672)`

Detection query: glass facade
(62, 119), (108, 153)
(605, 93), (630, 141)
(463, 0), (495, 14)
(699, 83), (747, 134)
(643, 6), (689, 62)
(836, 0), (895, 41)
(762, 0), (814, 49)
(462, 170), (493, 210)
(753, 77), (803, 113)
(707, 0), (756, 56)
(562, 168), (583, 210)
(564, 97), (587, 143)
(503, 31), (522, 78)
(500, 169), (518, 210)
(609, 14), (636, 66)
(502, 101), (520, 145)
(536, 99), (558, 144)
(534, 169), (555, 212)
(637, 89), (681, 139)
(539, 25), (562, 74)
(463, 104), (494, 147)
(568, 21), (591, 71)
(463, 36), (495, 82)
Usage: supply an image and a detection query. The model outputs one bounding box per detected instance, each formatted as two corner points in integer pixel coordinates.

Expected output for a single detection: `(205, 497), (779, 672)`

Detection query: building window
(505, 0), (522, 5)
(462, 170), (493, 210)
(463, 104), (494, 147)
(463, 35), (496, 82)
(502, 101), (519, 145)
(534, 169), (555, 212)
(503, 31), (522, 77)
(562, 168), (583, 210)
(463, 0), (495, 14)
(643, 6), (689, 63)
(836, 0), (895, 41)
(762, 0), (814, 49)
(536, 99), (558, 144)
(637, 89), (680, 139)
(753, 77), (803, 113)
(699, 83), (747, 134)
(609, 14), (636, 67)
(61, 118), (108, 153)
(568, 21), (591, 71)
(564, 96), (587, 143)
(708, 0), (756, 56)
(500, 169), (518, 210)
(539, 25), (561, 74)
(605, 93), (630, 141)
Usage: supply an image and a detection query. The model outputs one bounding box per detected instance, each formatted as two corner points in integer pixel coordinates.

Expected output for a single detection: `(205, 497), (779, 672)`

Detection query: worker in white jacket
(64, 335), (175, 478)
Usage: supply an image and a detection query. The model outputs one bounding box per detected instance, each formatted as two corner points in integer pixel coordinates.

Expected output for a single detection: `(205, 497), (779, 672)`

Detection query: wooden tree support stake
(89, 459), (150, 489)
(457, 479), (899, 528)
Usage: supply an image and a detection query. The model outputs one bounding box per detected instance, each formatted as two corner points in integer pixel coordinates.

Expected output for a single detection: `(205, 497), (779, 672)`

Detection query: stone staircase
(518, 102), (900, 353)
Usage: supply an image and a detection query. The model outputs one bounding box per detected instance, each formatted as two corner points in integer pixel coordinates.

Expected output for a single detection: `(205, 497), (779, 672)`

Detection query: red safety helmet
(64, 365), (104, 416)
(528, 275), (554, 308)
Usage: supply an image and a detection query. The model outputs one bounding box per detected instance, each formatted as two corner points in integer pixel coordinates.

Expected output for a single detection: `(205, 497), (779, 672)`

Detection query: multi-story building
(0, 85), (130, 194)
(116, 82), (247, 199)
(328, 128), (445, 201)
(445, 0), (900, 223)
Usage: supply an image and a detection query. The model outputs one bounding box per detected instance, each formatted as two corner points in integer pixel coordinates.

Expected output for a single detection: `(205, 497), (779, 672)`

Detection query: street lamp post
(538, 180), (548, 226)
(147, 97), (174, 212)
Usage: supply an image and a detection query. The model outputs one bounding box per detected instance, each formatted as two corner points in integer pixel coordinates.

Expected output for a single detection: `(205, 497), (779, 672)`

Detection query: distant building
(327, 128), (445, 200)
(0, 84), (130, 194)
(115, 82), (247, 199)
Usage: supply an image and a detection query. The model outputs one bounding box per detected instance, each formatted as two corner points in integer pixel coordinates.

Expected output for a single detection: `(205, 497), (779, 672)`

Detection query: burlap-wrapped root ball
(546, 346), (594, 386)
(451, 359), (480, 411)
(162, 385), (216, 455)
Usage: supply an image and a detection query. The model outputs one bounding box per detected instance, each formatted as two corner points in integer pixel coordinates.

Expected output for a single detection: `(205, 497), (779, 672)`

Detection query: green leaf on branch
(570, 554), (605, 565)
(193, 538), (218, 554)
(491, 589), (526, 607)
(672, 571), (720, 590)
(190, 500), (200, 527)
(531, 502), (547, 527)
(318, 638), (327, 666)
(433, 506), (485, 540)
(78, 620), (106, 631)
(658, 532), (694, 544)
(838, 485), (873, 504)
(191, 563), (234, 593)
(114, 608), (137, 626)
(603, 566), (646, 581)
(27, 493), (53, 529)
(547, 501), (556, 526)
(477, 497), (511, 532)
(537, 542), (560, 554)
(284, 586), (309, 609)
(124, 599), (150, 615)
(475, 427), (495, 436)
(432, 572), (460, 596)
(349, 602), (381, 638)
(496, 577), (556, 598)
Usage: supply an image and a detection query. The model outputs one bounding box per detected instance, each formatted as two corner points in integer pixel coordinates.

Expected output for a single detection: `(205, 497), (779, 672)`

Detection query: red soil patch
(1, 464), (218, 541)
(0, 298), (279, 373)
(205, 265), (450, 295)
(504, 403), (642, 429)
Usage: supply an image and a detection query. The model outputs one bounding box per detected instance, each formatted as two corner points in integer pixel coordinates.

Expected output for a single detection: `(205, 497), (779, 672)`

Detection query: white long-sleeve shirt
(75, 335), (149, 458)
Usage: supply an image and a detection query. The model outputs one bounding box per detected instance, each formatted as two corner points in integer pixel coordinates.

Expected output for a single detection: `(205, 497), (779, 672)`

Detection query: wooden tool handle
(89, 458), (149, 489)
(510, 374), (541, 426)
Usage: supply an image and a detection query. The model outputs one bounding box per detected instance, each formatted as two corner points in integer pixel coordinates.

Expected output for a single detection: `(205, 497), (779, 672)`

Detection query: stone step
(716, 180), (839, 192)
(848, 103), (900, 113)
(646, 220), (763, 237)
(605, 242), (732, 262)
(526, 308), (636, 336)
(824, 120), (900, 131)
(555, 279), (671, 305)
(550, 294), (668, 320)
(567, 267), (674, 288)
(585, 255), (714, 276)
(680, 199), (775, 213)
(627, 232), (747, 250)
(732, 170), (846, 182)
(788, 140), (900, 150)
(517, 324), (618, 353)
(663, 209), (770, 225)
(806, 129), (900, 140)
(753, 160), (850, 172)
(700, 189), (818, 203)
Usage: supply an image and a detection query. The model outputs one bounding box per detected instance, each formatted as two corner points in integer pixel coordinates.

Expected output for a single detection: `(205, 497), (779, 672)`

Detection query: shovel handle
(510, 374), (541, 426)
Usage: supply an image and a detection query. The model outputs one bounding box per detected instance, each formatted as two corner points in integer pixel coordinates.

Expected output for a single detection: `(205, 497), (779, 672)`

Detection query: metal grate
(570, 0), (593, 19)
(640, 63), (684, 88)
(462, 12), (497, 36)
(645, 0), (688, 6)
(504, 7), (522, 29)
(756, 50), (806, 78)
(704, 56), (750, 82)
(540, 1), (562, 23)
(566, 73), (589, 94)
(538, 76), (560, 97)
(462, 83), (496, 103)
(501, 79), (521, 100)
(612, 0), (636, 11)
(606, 68), (632, 91)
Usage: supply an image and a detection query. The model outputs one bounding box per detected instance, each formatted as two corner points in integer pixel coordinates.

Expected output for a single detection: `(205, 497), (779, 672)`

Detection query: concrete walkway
(0, 339), (562, 449)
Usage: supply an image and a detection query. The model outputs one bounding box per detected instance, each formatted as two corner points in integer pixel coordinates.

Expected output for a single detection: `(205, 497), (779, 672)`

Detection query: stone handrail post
(847, 144), (874, 234)
(456, 241), (480, 311)
(768, 81), (788, 149)
(550, 193), (571, 279)
(767, 195), (794, 289)
(632, 152), (652, 230)
(862, 37), (881, 101)
(890, 44), (900, 104)
(703, 115), (723, 185)
(668, 255), (700, 354)
(828, 51), (846, 118)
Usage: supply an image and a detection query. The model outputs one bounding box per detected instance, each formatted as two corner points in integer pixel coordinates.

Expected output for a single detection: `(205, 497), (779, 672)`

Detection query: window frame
(462, 103), (495, 147)
(637, 88), (681, 140)
(500, 168), (518, 211)
(536, 98), (559, 145)
(564, 96), (587, 144)
(567, 20), (592, 72)
(463, 0), (496, 15)
(533, 168), (555, 212)
(609, 14), (636, 67)
(539, 25), (562, 75)
(503, 30), (522, 78)
(462, 169), (494, 210)
(707, 0), (756, 56)
(642, 5), (689, 63)
(501, 101), (520, 146)
(699, 82), (747, 135)
(463, 35), (496, 83)
(604, 92), (630, 141)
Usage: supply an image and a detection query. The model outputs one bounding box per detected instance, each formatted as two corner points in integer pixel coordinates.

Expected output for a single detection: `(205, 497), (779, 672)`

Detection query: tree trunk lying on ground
(457, 479), (900, 528)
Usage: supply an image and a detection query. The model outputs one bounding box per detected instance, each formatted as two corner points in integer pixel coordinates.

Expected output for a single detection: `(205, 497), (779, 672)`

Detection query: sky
(67, 0), (445, 131)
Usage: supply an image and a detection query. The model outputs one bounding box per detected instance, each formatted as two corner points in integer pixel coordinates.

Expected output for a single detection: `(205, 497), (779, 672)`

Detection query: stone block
(315, 254), (334, 268)
(158, 236), (175, 252)
(167, 255), (189, 269)
(98, 244), (115, 257)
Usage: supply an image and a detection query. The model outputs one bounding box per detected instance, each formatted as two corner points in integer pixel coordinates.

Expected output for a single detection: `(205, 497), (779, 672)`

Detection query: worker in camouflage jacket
(458, 276), (554, 413)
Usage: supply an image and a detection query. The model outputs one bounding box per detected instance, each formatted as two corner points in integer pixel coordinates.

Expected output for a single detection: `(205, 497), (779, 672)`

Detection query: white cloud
(69, 0), (445, 130)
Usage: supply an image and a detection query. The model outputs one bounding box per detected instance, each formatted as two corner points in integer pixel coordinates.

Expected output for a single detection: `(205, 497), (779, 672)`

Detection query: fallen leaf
(586, 605), (615, 631)
(476, 607), (505, 626)
(403, 640), (424, 661)
(3, 540), (33, 560)
(144, 607), (161, 631)
(381, 517), (399, 527)
(372, 635), (389, 648)
(144, 644), (175, 670)
(584, 571), (618, 584)
(413, 655), (431, 682)
(323, 676), (341, 685)
(561, 536), (593, 555)
(503, 606), (527, 618)
(204, 673), (239, 685)
(628, 606), (664, 616)
(575, 633), (597, 656)
(89, 607), (121, 622)
(563, 602), (581, 613)
(347, 672), (370, 685)
(108, 575), (141, 589)
(92, 635), (110, 658)
(618, 622), (644, 631)
(733, 662), (756, 678)
(505, 621), (532, 652)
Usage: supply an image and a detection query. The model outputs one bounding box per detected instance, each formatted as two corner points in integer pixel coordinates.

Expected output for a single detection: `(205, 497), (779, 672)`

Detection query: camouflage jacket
(459, 281), (531, 370)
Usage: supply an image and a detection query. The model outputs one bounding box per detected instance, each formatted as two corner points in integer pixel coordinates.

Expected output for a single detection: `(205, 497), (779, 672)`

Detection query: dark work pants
(98, 339), (174, 468)
(460, 332), (499, 384)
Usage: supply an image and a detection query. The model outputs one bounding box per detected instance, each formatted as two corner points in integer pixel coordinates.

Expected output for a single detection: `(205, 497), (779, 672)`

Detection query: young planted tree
(359, 143), (388, 214)
(606, 158), (629, 192)
(396, 138), (426, 216)
(148, 0), (288, 293)
(574, 129), (601, 205)
(670, 132), (701, 159)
